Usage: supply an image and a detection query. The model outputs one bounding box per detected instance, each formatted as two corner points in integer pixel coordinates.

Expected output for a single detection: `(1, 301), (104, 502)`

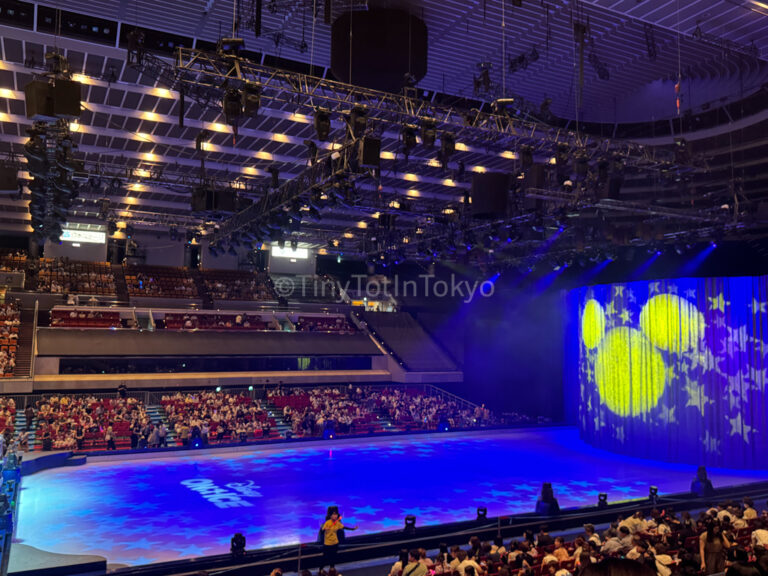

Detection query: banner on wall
(574, 276), (768, 469)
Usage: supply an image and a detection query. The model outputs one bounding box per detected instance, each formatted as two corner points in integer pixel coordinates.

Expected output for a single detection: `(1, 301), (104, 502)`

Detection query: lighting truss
(129, 47), (684, 170)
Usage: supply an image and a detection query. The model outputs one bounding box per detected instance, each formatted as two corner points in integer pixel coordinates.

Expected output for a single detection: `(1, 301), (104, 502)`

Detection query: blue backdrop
(572, 276), (768, 469)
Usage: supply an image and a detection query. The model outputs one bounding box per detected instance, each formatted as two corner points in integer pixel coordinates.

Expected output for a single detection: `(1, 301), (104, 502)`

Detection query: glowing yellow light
(595, 327), (666, 416)
(209, 123), (230, 133)
(116, 221), (126, 229)
(404, 173), (419, 182)
(343, 232), (355, 239)
(380, 151), (396, 160)
(442, 178), (456, 187)
(71, 74), (94, 85)
(149, 87), (174, 99)
(199, 141), (218, 152)
(639, 293), (704, 354)
(442, 208), (455, 215)
(230, 181), (246, 190)
(402, 236), (410, 244)
(126, 184), (145, 193)
(472, 166), (487, 173)
(318, 248), (328, 255)
(581, 299), (606, 349)
(135, 132), (153, 142)
(455, 142), (469, 152)
(289, 112), (309, 123)
(255, 151), (273, 161)
(371, 212), (380, 219)
(0, 112), (8, 122)
(69, 121), (80, 132)
(118, 211), (133, 218)
(500, 151), (518, 160)
(752, 0), (768, 9)
(133, 169), (151, 178)
(272, 133), (291, 143)
(124, 195), (140, 204)
(549, 157), (557, 165)
(406, 189), (421, 197)
(140, 111), (161, 122)
(142, 152), (160, 161)
(0, 88), (15, 99)
(426, 159), (441, 168)
(356, 221), (368, 229)
(389, 200), (401, 209)
(243, 167), (260, 176)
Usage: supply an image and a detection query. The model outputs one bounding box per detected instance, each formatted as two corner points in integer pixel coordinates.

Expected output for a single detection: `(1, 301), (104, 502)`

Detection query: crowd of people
(203, 271), (275, 301)
(376, 501), (768, 576)
(161, 312), (279, 331)
(34, 258), (116, 295)
(295, 316), (356, 334)
(160, 391), (277, 446)
(269, 385), (493, 437)
(0, 250), (26, 272)
(0, 302), (20, 376)
(50, 309), (124, 329)
(124, 266), (198, 298)
(29, 394), (149, 451)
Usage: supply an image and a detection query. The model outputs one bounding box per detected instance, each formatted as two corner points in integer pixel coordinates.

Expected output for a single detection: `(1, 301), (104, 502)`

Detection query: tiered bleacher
(403, 503), (768, 576)
(295, 315), (356, 333)
(161, 312), (274, 331)
(161, 391), (279, 445)
(124, 265), (198, 298)
(33, 395), (148, 450)
(0, 250), (26, 272)
(51, 308), (124, 328)
(35, 258), (116, 295)
(0, 302), (20, 376)
(202, 269), (276, 301)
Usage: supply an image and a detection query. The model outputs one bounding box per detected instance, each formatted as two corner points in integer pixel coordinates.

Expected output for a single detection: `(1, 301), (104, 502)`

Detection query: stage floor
(15, 427), (768, 566)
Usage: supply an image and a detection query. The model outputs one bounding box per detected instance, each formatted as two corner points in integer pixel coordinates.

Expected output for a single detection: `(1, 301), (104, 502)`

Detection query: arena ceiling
(0, 0), (767, 264)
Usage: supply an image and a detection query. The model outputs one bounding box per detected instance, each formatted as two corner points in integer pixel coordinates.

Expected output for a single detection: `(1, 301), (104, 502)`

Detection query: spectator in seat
(751, 519), (768, 550)
(389, 549), (409, 576)
(537, 525), (555, 548)
(602, 526), (632, 555)
(105, 425), (116, 450)
(700, 520), (730, 575)
(553, 537), (571, 562)
(401, 549), (428, 576)
(24, 404), (35, 431)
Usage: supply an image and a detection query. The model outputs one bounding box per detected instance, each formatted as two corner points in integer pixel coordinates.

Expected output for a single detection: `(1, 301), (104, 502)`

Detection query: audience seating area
(0, 251), (26, 272)
(35, 259), (116, 295)
(202, 269), (275, 301)
(124, 265), (198, 298)
(161, 391), (279, 445)
(33, 395), (148, 451)
(295, 315), (356, 333)
(51, 309), (123, 328)
(270, 274), (340, 303)
(420, 503), (768, 576)
(0, 302), (20, 376)
(161, 312), (274, 331)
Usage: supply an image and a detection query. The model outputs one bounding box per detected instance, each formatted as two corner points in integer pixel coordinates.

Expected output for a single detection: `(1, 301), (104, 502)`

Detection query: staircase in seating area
(12, 307), (36, 377)
(146, 404), (176, 445)
(262, 399), (291, 438)
(360, 311), (459, 372)
(111, 263), (130, 304)
(190, 269), (214, 309)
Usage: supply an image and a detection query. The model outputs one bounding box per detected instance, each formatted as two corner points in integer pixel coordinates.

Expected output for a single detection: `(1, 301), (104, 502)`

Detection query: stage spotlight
(190, 436), (203, 449)
(476, 507), (488, 520)
(597, 493), (608, 509)
(349, 105), (367, 139)
(421, 118), (437, 148)
(242, 85), (260, 115)
(290, 239), (298, 251)
(304, 139), (319, 165)
(223, 88), (243, 126)
(218, 37), (245, 56)
(314, 108), (331, 141)
(231, 532), (246, 556)
(535, 482), (560, 516)
(401, 124), (417, 156)
(404, 515), (417, 535)
(437, 417), (450, 432)
(216, 386), (222, 392)
(268, 166), (280, 189)
(125, 225), (135, 239)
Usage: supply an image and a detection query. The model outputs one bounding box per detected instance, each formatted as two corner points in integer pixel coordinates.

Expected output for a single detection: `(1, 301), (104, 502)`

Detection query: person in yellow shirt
(321, 510), (357, 570)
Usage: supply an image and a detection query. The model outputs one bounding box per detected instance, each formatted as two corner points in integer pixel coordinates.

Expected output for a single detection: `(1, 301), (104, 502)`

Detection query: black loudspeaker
(24, 80), (81, 121)
(378, 213), (397, 230)
(52, 80), (82, 118)
(0, 166), (18, 190)
(524, 163), (547, 190)
(331, 10), (428, 93)
(358, 136), (381, 168)
(192, 188), (237, 212)
(471, 172), (510, 219)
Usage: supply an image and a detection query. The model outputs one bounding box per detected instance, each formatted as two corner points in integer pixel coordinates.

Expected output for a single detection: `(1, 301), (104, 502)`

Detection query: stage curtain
(574, 276), (768, 468)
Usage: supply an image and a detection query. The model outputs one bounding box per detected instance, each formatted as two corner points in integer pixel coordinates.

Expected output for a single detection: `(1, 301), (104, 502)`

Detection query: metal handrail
(29, 300), (38, 379)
